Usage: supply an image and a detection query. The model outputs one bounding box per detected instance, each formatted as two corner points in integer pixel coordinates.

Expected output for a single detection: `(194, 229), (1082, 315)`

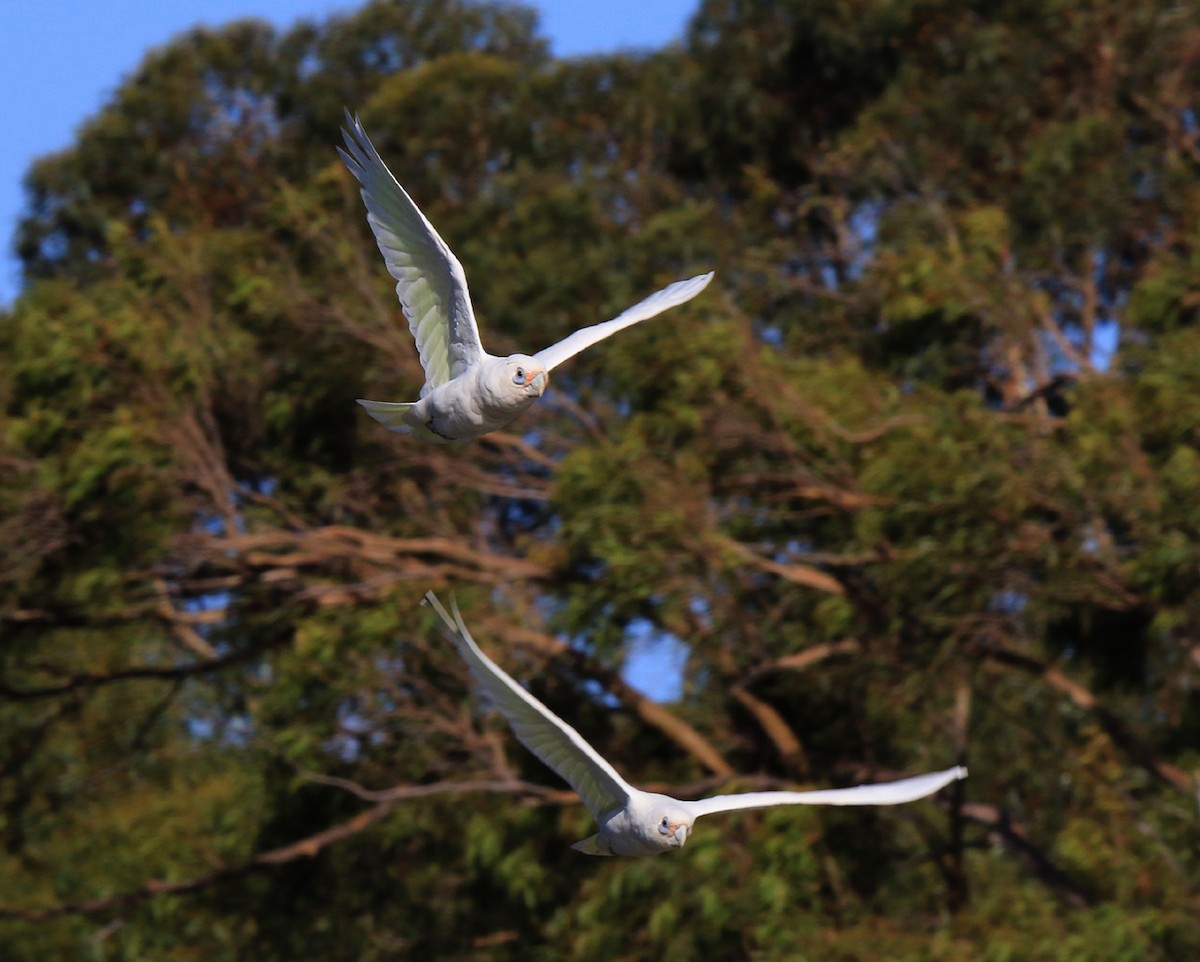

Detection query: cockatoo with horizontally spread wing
(424, 592), (967, 857)
(339, 113), (714, 442)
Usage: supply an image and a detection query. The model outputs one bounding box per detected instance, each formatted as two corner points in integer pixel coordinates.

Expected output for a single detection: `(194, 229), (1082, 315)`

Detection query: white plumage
(339, 113), (714, 442)
(425, 592), (967, 857)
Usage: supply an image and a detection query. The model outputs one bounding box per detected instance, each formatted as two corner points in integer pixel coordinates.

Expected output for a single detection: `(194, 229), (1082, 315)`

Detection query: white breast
(417, 362), (539, 440)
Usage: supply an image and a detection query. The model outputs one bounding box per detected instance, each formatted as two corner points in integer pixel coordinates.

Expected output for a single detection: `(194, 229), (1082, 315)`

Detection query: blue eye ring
(513, 366), (525, 385)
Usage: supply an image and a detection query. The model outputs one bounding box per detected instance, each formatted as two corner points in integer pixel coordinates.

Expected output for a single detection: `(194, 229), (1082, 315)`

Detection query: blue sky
(0, 0), (698, 306)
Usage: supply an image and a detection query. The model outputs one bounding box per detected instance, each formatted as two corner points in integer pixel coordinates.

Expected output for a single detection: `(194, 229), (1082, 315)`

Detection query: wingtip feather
(424, 590), (454, 630)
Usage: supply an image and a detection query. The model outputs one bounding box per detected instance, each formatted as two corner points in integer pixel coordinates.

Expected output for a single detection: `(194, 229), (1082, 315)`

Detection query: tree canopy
(2, 0), (1199, 959)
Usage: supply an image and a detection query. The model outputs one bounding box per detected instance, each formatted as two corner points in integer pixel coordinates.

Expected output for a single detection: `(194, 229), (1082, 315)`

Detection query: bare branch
(204, 527), (549, 582)
(724, 471), (891, 511)
(718, 536), (845, 595)
(979, 645), (1195, 796)
(1, 766), (1054, 923)
(299, 771), (572, 804)
(742, 639), (863, 685)
(153, 578), (219, 659)
(478, 431), (560, 472)
(0, 779), (552, 922)
(495, 623), (734, 777)
(1034, 300), (1096, 376)
(959, 801), (1093, 908)
(729, 684), (808, 776)
(0, 638), (283, 701)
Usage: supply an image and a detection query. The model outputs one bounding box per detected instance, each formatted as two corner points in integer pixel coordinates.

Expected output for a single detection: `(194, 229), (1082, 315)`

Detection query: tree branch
(979, 644), (1195, 796)
(729, 684), (809, 777)
(741, 639), (863, 685)
(718, 536), (845, 595)
(2, 766), (1056, 923)
(958, 801), (1093, 908)
(0, 638), (283, 700)
(0, 779), (554, 922)
(499, 623), (735, 777)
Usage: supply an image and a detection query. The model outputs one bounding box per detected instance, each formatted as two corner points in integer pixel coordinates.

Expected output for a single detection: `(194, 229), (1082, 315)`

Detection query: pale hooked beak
(672, 823), (689, 847)
(528, 370), (547, 394)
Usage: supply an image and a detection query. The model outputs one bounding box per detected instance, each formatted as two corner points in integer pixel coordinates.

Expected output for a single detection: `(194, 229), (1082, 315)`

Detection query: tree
(2, 0), (1198, 959)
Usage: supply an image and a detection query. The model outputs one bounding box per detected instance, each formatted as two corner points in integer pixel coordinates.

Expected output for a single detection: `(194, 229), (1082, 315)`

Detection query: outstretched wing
(339, 112), (486, 392)
(681, 766), (966, 820)
(532, 272), (714, 373)
(425, 592), (634, 821)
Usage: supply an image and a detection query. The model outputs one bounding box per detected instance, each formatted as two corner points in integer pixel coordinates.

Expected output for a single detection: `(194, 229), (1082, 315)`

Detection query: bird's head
(655, 810), (693, 850)
(504, 355), (548, 398)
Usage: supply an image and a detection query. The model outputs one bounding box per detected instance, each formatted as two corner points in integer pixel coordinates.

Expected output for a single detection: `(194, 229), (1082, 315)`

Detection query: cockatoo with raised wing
(339, 113), (714, 442)
(424, 592), (967, 857)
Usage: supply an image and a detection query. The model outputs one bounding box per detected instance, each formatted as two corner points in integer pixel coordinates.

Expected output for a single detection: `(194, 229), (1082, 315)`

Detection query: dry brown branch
(952, 682), (972, 758)
(307, 770), (744, 807)
(742, 639), (863, 685)
(379, 443), (555, 502)
(719, 537), (845, 595)
(158, 404), (239, 532)
(495, 623), (734, 777)
(763, 368), (928, 446)
(0, 636), (286, 700)
(3, 607), (149, 627)
(729, 684), (808, 776)
(980, 645), (1195, 796)
(539, 387), (607, 443)
(233, 482), (309, 530)
(300, 771), (574, 805)
(725, 471), (890, 510)
(0, 779), (553, 922)
(478, 431), (561, 472)
(3, 765), (1058, 923)
(210, 527), (549, 583)
(1035, 300), (1096, 375)
(959, 801), (1093, 908)
(946, 681), (973, 910)
(153, 578), (219, 659)
(7, 578), (230, 665)
(1008, 372), (1078, 412)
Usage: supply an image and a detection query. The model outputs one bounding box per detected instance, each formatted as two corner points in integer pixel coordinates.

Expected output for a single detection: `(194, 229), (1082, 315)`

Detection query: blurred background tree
(2, 0), (1199, 959)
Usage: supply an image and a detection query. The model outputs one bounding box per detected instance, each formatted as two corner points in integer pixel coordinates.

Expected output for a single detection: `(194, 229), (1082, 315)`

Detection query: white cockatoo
(425, 592), (967, 857)
(339, 113), (714, 442)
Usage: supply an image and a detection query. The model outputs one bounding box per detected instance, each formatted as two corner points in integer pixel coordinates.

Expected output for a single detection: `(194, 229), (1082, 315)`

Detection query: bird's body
(575, 791), (696, 857)
(360, 354), (546, 442)
(425, 592), (967, 857)
(339, 113), (713, 442)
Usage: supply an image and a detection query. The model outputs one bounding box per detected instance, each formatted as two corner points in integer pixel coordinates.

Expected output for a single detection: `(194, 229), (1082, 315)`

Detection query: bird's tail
(356, 398), (415, 434)
(570, 834), (614, 857)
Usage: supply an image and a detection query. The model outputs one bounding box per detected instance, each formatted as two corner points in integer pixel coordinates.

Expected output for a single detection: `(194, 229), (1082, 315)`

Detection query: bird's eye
(658, 816), (670, 836)
(512, 367), (525, 385)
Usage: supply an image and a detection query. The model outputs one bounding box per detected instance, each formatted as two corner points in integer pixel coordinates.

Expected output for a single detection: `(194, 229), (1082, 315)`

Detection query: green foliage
(2, 0), (1199, 959)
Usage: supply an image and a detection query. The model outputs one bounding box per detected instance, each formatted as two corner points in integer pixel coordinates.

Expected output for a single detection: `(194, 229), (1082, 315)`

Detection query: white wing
(681, 766), (967, 820)
(339, 112), (486, 393)
(425, 592), (634, 820)
(532, 272), (714, 373)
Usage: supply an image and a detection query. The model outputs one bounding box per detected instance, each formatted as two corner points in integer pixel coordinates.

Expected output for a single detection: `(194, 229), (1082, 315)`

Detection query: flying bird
(424, 592), (967, 857)
(339, 113), (714, 442)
